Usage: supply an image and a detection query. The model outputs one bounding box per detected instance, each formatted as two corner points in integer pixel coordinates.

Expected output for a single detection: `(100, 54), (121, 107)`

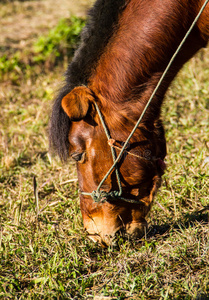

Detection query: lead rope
(81, 0), (209, 204)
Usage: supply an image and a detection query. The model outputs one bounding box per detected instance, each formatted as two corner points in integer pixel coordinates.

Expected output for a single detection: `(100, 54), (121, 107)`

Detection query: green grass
(33, 16), (86, 64)
(0, 15), (85, 83)
(0, 1), (208, 299)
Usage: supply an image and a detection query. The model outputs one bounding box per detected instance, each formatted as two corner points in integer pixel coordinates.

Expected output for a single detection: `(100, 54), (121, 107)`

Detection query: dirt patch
(0, 0), (93, 53)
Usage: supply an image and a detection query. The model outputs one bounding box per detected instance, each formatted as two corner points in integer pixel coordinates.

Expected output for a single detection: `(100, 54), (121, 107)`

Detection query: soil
(0, 0), (93, 53)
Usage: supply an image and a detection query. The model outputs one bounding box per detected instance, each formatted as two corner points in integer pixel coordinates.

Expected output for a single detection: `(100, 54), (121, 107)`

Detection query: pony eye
(71, 152), (86, 163)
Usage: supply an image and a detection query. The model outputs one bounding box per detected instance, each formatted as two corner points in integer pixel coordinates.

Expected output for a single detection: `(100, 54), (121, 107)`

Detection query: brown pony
(49, 0), (209, 246)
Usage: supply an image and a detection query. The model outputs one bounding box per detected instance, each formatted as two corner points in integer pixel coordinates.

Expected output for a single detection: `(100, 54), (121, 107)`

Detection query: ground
(0, 0), (208, 299)
(0, 0), (91, 51)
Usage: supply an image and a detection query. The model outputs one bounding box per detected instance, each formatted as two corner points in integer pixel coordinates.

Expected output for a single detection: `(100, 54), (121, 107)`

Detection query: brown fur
(50, 0), (209, 245)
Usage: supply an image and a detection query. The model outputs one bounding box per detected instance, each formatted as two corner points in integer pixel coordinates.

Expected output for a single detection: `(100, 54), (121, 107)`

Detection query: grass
(0, 1), (208, 299)
(0, 16), (85, 84)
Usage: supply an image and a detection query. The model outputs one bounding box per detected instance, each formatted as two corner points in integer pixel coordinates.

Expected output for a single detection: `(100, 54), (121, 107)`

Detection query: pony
(49, 0), (209, 246)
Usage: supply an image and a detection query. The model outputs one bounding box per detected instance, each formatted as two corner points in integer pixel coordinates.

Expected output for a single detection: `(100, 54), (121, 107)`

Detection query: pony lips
(50, 0), (209, 245)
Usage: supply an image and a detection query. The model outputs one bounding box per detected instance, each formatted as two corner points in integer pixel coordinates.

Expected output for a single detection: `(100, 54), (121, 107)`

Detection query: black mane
(49, 0), (128, 161)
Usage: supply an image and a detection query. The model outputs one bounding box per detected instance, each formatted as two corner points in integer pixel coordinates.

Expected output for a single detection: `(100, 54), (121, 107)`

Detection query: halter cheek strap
(81, 101), (131, 204)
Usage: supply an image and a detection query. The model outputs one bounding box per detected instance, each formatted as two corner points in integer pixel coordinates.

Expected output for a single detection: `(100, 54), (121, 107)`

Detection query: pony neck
(88, 0), (205, 125)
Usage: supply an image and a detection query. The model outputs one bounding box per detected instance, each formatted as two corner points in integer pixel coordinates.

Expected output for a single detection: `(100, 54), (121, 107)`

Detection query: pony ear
(61, 86), (95, 121)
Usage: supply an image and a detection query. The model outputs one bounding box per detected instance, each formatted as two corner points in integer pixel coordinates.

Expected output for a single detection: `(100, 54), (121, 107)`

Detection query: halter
(81, 0), (209, 204)
(81, 101), (153, 204)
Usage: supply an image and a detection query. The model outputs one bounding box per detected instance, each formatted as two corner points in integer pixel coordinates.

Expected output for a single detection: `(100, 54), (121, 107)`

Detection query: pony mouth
(86, 220), (148, 247)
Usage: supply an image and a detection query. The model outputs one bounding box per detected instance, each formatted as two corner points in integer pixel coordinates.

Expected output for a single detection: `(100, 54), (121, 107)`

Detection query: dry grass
(0, 0), (89, 52)
(0, 1), (208, 299)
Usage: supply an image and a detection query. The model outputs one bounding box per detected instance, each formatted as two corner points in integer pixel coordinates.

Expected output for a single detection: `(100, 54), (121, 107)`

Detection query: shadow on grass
(195, 293), (209, 300)
(147, 206), (209, 240)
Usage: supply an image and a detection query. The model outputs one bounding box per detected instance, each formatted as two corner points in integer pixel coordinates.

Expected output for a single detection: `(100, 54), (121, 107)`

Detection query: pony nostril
(157, 158), (166, 171)
(125, 221), (147, 239)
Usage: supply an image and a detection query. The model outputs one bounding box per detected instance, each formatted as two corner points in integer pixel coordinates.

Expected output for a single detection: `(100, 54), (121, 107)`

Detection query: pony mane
(49, 0), (129, 161)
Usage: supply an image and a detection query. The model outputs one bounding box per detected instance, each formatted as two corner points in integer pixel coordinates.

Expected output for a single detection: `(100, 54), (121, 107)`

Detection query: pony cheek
(76, 160), (97, 192)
